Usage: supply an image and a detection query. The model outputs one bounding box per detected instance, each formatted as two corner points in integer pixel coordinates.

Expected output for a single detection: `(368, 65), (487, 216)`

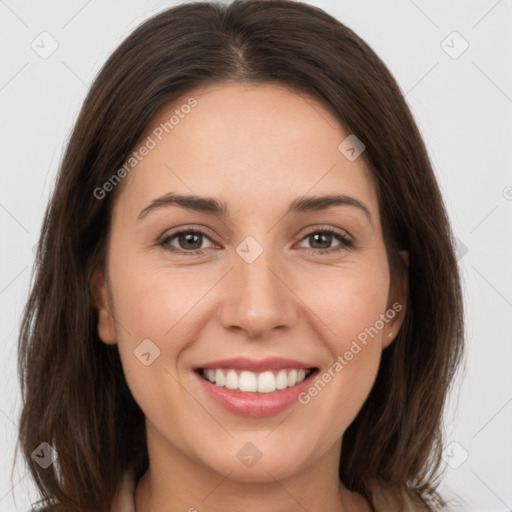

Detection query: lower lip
(194, 370), (317, 417)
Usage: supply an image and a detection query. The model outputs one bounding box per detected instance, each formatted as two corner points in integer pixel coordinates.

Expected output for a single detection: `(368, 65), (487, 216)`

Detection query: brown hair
(16, 1), (465, 510)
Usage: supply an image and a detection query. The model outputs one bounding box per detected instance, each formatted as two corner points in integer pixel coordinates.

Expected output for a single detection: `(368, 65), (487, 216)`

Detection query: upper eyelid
(160, 225), (352, 249)
(161, 225), (351, 239)
(161, 227), (219, 245)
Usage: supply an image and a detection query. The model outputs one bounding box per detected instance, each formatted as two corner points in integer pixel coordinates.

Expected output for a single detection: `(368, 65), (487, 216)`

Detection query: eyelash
(157, 227), (353, 256)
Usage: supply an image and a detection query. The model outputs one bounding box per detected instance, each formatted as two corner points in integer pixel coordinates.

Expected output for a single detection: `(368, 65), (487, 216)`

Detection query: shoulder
(111, 467), (136, 512)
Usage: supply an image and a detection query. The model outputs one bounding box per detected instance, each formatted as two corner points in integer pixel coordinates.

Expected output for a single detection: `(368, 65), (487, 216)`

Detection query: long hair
(16, 1), (465, 510)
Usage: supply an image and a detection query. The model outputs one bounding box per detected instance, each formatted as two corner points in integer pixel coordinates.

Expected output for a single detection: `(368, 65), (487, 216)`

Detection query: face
(94, 82), (407, 483)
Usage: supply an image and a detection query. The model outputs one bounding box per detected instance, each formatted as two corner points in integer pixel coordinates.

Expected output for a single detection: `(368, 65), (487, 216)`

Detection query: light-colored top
(110, 467), (425, 512)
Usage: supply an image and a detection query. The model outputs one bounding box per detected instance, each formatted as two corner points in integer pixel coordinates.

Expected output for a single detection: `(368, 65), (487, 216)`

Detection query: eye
(158, 229), (216, 253)
(157, 226), (353, 255)
(297, 228), (353, 254)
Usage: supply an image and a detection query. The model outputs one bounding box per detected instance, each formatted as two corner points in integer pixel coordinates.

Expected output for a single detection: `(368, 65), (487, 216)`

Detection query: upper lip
(196, 357), (317, 372)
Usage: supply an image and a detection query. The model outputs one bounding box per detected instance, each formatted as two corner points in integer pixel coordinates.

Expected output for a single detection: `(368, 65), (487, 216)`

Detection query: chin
(194, 439), (314, 483)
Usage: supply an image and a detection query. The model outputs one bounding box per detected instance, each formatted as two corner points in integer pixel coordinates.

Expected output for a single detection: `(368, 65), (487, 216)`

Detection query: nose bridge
(220, 239), (296, 337)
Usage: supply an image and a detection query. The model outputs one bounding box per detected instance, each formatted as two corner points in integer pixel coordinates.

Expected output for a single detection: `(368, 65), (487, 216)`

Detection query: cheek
(302, 261), (390, 355)
(107, 234), (212, 340)
(295, 260), (389, 420)
(105, 240), (202, 382)
(106, 255), (204, 424)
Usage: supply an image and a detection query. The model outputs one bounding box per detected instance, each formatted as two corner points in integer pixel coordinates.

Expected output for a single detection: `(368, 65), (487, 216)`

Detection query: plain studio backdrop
(0, 1), (511, 511)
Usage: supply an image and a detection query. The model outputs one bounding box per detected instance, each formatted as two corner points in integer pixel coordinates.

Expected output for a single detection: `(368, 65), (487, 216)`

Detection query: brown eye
(177, 232), (203, 250)
(297, 229), (353, 254)
(159, 229), (215, 252)
(308, 232), (333, 250)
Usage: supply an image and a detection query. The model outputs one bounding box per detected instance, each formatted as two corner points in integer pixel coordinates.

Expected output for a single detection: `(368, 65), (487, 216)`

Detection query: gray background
(1, 0), (511, 510)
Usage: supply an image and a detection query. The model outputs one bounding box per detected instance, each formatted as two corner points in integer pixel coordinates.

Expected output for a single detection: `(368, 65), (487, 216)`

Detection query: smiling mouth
(195, 367), (319, 394)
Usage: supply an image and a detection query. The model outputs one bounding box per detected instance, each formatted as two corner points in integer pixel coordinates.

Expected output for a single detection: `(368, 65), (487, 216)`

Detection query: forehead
(113, 82), (379, 223)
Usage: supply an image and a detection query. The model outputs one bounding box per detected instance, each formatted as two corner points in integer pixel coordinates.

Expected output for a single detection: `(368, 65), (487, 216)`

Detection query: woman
(16, 1), (465, 511)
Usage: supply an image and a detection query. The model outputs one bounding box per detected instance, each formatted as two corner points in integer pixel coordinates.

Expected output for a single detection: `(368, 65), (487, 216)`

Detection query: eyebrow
(137, 192), (373, 226)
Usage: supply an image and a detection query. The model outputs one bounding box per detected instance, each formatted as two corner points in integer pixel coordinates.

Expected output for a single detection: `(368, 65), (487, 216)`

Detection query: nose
(218, 246), (298, 340)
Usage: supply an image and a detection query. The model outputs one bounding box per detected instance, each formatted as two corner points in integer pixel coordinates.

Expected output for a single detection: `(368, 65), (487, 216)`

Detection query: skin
(93, 82), (408, 512)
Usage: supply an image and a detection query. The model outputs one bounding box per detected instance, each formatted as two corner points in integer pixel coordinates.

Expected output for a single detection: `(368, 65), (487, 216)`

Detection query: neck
(135, 472), (371, 512)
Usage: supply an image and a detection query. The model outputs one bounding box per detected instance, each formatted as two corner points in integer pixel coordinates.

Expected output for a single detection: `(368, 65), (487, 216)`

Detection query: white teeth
(275, 370), (288, 390)
(258, 371), (276, 393)
(215, 369), (225, 386)
(201, 368), (313, 393)
(287, 369), (297, 387)
(225, 369), (238, 390)
(239, 371), (257, 392)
